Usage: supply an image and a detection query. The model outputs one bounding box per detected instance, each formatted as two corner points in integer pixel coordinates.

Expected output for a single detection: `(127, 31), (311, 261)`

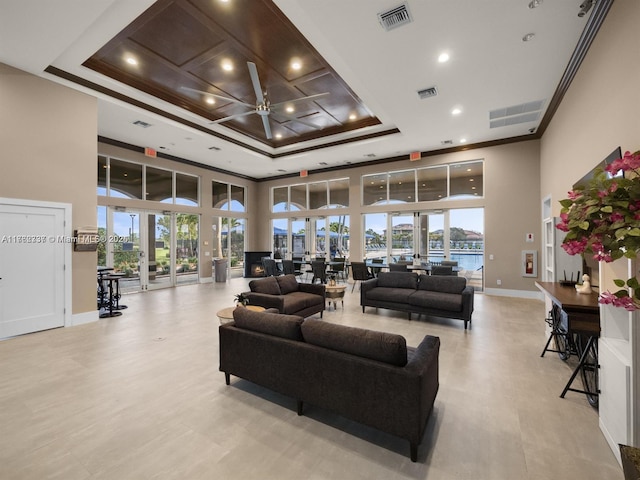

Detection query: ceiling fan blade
(271, 92), (330, 109)
(179, 86), (254, 108)
(247, 62), (265, 104)
(274, 112), (321, 130)
(261, 116), (272, 139)
(209, 110), (256, 125)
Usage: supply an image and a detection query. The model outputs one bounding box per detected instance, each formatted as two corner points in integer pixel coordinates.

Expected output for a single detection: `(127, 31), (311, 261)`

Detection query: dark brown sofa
(219, 307), (440, 461)
(244, 274), (325, 318)
(361, 271), (475, 329)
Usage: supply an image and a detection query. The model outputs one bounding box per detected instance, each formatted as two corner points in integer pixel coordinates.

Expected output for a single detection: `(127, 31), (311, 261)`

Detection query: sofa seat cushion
(366, 286), (414, 304)
(233, 306), (304, 340)
(418, 274), (466, 294)
(301, 320), (407, 367)
(376, 271), (418, 289)
(249, 276), (282, 295)
(279, 291), (322, 314)
(276, 274), (299, 294)
(408, 290), (463, 312)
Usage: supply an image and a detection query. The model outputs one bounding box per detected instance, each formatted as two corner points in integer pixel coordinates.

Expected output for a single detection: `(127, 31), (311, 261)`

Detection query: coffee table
(217, 305), (265, 324)
(325, 285), (346, 310)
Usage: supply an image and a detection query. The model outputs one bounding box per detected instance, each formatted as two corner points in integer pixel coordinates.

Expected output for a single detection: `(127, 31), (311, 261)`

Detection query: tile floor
(0, 277), (623, 479)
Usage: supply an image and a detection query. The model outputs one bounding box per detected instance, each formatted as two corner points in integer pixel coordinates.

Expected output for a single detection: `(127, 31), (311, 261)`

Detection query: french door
(104, 208), (199, 292)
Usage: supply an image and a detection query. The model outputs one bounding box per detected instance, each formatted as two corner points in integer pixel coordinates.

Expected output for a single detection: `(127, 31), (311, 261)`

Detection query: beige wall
(256, 140), (542, 293)
(0, 63), (97, 315)
(540, 0), (639, 217)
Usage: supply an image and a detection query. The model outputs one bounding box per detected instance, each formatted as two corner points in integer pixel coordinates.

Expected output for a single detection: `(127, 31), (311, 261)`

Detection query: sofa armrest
(461, 285), (474, 320)
(405, 335), (440, 433)
(243, 291), (285, 311)
(298, 282), (326, 298)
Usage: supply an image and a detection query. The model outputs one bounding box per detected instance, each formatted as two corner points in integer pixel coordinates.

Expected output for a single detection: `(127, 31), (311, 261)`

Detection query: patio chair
(310, 260), (327, 284)
(350, 261), (373, 292)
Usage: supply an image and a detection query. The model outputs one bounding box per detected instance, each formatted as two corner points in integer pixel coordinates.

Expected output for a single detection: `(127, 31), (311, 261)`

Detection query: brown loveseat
(219, 307), (440, 461)
(244, 274), (325, 318)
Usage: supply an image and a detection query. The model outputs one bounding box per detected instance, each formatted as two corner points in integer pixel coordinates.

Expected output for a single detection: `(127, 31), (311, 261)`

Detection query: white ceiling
(0, 0), (595, 179)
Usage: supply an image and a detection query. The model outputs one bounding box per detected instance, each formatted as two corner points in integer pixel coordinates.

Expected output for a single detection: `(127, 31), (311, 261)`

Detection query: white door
(0, 203), (65, 338)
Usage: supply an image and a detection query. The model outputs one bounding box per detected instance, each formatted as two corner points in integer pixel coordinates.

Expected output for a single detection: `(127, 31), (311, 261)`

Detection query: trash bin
(214, 258), (228, 282)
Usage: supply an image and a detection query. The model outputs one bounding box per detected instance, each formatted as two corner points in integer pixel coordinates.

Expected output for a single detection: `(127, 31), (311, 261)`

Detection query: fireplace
(244, 251), (271, 278)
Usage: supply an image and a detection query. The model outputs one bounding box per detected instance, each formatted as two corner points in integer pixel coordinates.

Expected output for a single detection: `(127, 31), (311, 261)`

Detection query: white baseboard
(484, 288), (543, 300)
(200, 277), (213, 284)
(69, 310), (99, 327)
(599, 418), (623, 466)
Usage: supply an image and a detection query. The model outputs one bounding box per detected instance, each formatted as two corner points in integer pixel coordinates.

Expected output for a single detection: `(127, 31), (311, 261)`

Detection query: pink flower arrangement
(558, 149), (640, 310)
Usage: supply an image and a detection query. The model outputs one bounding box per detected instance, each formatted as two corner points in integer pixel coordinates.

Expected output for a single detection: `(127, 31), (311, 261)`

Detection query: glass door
(290, 218), (307, 258)
(147, 212), (173, 290)
(448, 208), (484, 291)
(418, 211), (445, 263)
(176, 214), (199, 286)
(110, 210), (143, 293)
(390, 213), (414, 262)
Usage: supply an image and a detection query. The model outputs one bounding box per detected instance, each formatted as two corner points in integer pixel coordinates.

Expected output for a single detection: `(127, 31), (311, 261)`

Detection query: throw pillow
(249, 276), (281, 295)
(233, 307), (304, 340)
(276, 274), (299, 295)
(301, 320), (408, 367)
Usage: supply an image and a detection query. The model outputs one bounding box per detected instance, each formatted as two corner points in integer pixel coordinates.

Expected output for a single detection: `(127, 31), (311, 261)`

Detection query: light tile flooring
(0, 277), (623, 480)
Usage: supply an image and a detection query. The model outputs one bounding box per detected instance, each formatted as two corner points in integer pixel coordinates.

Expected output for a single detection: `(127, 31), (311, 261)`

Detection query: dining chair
(327, 257), (347, 282)
(311, 260), (327, 284)
(350, 262), (373, 292)
(389, 263), (408, 272)
(282, 259), (303, 280)
(432, 265), (454, 276)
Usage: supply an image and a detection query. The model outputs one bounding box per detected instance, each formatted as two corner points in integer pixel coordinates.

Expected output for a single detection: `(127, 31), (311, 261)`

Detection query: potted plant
(234, 292), (249, 307)
(557, 149), (640, 310)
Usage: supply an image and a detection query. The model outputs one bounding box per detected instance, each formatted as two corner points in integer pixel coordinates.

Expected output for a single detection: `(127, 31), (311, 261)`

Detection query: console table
(535, 281), (600, 404)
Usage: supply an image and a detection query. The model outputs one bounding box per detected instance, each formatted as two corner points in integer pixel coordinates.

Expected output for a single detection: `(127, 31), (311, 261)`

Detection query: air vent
(417, 87), (438, 99)
(208, 146), (221, 151)
(132, 120), (152, 128)
(441, 140), (453, 145)
(378, 3), (413, 31)
(489, 100), (545, 128)
(364, 153), (377, 158)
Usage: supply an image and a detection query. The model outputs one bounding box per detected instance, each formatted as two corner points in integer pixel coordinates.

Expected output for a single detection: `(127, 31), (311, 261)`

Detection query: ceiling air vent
(417, 86), (437, 99)
(378, 3), (413, 31)
(441, 140), (453, 146)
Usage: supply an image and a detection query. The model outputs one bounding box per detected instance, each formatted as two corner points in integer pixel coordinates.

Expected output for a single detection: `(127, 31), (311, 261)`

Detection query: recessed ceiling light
(451, 108), (462, 115)
(206, 97), (215, 105)
(469, 178), (474, 182)
(275, 133), (282, 139)
(522, 33), (535, 42)
(221, 60), (233, 71)
(460, 138), (467, 143)
(286, 106), (294, 113)
(438, 52), (449, 63)
(349, 114), (357, 121)
(291, 60), (302, 70)
(125, 56), (138, 66)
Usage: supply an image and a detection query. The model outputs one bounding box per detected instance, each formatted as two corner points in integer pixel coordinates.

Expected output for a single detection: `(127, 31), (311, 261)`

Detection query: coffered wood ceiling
(83, 0), (382, 148)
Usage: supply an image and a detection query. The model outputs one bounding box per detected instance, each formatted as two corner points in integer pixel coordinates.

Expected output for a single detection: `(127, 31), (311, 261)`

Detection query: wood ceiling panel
(130, 2), (225, 67)
(83, 0), (381, 147)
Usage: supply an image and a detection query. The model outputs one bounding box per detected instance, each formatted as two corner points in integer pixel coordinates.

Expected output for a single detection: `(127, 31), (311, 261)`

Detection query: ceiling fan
(182, 62), (329, 140)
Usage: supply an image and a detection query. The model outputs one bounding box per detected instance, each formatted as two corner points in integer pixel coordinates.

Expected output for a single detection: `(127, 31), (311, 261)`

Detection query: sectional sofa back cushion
(249, 276), (281, 295)
(376, 272), (419, 289)
(276, 274), (300, 294)
(418, 274), (466, 294)
(233, 306), (304, 340)
(301, 320), (408, 367)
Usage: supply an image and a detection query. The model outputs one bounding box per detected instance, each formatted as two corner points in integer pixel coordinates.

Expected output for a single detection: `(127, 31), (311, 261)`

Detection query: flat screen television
(572, 146), (623, 190)
(574, 146), (622, 289)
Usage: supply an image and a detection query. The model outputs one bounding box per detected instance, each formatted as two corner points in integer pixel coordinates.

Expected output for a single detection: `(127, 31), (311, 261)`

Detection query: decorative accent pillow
(376, 272), (418, 289)
(301, 320), (408, 367)
(249, 276), (281, 295)
(276, 274), (300, 295)
(233, 307), (304, 340)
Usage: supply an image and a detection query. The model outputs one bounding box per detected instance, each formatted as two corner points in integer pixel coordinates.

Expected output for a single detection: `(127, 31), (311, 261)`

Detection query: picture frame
(522, 250), (537, 277)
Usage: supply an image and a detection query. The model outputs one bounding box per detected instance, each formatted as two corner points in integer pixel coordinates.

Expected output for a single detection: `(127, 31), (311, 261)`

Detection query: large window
(212, 181), (246, 212)
(98, 156), (200, 205)
(271, 179), (349, 212)
(362, 160), (483, 205)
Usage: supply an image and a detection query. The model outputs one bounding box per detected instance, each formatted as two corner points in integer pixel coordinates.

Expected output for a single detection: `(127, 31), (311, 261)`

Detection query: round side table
(325, 285), (346, 310)
(216, 305), (266, 324)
